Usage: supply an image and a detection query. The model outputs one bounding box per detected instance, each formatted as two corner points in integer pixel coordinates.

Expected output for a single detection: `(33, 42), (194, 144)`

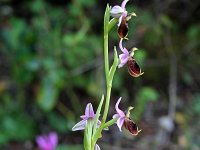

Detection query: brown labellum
(124, 117), (141, 135)
(127, 58), (144, 77)
(118, 17), (128, 39)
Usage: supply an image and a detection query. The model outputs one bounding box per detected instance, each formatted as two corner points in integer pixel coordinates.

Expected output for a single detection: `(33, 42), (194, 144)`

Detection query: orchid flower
(36, 132), (58, 150)
(112, 97), (126, 131)
(118, 39), (144, 77)
(118, 38), (130, 68)
(72, 103), (95, 131)
(72, 103), (102, 131)
(113, 98), (141, 135)
(110, 0), (129, 26)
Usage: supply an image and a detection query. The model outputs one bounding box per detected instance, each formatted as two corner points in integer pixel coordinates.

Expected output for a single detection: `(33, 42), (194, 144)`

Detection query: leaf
(137, 87), (159, 102)
(37, 78), (58, 111)
(0, 113), (36, 144)
(193, 94), (200, 114)
(134, 49), (147, 68)
(133, 87), (159, 121)
(48, 112), (74, 132)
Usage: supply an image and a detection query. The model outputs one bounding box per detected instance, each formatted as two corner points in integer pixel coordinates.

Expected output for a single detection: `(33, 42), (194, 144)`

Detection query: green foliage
(193, 94), (200, 114)
(0, 0), (199, 148)
(0, 0), (101, 146)
(0, 96), (36, 145)
(133, 87), (159, 121)
(187, 23), (200, 47)
(0, 113), (36, 144)
(56, 145), (83, 150)
(37, 78), (59, 111)
(48, 112), (74, 132)
(134, 49), (147, 68)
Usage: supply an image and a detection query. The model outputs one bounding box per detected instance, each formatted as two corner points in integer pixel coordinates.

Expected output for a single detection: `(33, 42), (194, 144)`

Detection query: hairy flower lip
(124, 117), (142, 136)
(118, 17), (128, 39)
(127, 58), (144, 77)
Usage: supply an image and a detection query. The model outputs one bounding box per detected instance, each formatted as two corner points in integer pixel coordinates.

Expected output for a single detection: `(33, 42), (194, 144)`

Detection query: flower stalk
(72, 1), (142, 149)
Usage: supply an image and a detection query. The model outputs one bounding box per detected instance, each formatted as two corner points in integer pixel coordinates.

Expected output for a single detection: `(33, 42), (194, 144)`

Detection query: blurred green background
(0, 0), (200, 149)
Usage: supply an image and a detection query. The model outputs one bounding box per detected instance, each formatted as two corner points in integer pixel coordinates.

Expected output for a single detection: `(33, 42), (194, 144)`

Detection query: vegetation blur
(0, 0), (200, 149)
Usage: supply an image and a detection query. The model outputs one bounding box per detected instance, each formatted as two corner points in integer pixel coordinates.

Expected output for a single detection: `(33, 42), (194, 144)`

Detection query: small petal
(80, 115), (87, 120)
(117, 15), (123, 27)
(113, 114), (120, 119)
(48, 132), (58, 149)
(72, 119), (87, 131)
(125, 106), (134, 118)
(118, 53), (129, 68)
(119, 39), (129, 54)
(121, 0), (129, 9)
(95, 144), (101, 150)
(85, 103), (95, 118)
(117, 117), (125, 131)
(115, 98), (125, 117)
(110, 6), (124, 18)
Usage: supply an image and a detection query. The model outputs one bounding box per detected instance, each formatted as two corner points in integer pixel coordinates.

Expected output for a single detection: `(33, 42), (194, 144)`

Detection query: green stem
(102, 84), (112, 123)
(93, 48), (119, 144)
(91, 4), (119, 148)
(103, 118), (118, 129)
(102, 5), (112, 125)
(102, 48), (119, 123)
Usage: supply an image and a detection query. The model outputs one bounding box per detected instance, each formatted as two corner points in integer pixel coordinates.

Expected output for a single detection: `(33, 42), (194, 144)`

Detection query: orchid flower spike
(113, 98), (141, 135)
(36, 132), (58, 150)
(110, 0), (129, 26)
